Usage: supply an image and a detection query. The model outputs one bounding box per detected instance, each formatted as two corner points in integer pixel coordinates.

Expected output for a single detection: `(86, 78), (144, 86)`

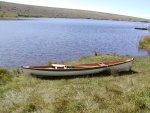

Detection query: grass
(0, 11), (18, 17)
(0, 11), (47, 18)
(0, 54), (150, 113)
(139, 35), (150, 51)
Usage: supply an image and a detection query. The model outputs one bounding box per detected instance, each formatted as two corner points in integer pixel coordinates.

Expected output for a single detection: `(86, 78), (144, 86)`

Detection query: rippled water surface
(0, 18), (150, 68)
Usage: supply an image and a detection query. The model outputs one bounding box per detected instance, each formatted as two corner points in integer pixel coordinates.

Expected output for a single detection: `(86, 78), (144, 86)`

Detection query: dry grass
(0, 55), (150, 113)
(139, 35), (150, 51)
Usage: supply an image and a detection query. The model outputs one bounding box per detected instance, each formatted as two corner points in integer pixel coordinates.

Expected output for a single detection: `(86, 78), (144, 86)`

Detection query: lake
(0, 18), (150, 69)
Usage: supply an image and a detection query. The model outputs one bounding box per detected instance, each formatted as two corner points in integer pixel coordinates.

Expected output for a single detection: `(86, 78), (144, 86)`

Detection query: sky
(1, 0), (150, 19)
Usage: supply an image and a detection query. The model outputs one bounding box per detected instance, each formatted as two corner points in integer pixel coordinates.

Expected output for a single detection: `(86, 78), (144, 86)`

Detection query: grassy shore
(0, 54), (150, 113)
(139, 36), (150, 51)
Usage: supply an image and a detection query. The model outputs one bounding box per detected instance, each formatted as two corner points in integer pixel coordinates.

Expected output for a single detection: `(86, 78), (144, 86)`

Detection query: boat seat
(52, 64), (66, 69)
(98, 63), (107, 66)
(52, 64), (65, 67)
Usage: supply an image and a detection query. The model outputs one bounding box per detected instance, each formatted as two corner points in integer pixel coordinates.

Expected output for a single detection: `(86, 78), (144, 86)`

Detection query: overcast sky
(1, 0), (150, 19)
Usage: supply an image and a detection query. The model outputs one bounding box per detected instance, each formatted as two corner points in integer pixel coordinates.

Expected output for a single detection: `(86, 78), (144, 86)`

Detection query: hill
(0, 1), (150, 22)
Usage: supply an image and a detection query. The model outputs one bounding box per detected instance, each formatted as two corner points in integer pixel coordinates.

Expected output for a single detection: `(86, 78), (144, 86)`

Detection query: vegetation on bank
(0, 11), (18, 17)
(0, 55), (150, 113)
(139, 36), (150, 51)
(0, 11), (47, 18)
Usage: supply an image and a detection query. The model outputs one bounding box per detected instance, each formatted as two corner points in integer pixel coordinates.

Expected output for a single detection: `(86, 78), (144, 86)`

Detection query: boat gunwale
(22, 65), (107, 71)
(22, 58), (134, 71)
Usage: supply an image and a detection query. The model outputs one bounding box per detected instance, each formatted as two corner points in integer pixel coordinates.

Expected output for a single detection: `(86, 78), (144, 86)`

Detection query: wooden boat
(22, 58), (134, 76)
(135, 27), (147, 30)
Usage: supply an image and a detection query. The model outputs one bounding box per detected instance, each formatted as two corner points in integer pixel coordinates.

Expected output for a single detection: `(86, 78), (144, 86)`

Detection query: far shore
(1, 17), (150, 24)
(1, 1), (150, 22)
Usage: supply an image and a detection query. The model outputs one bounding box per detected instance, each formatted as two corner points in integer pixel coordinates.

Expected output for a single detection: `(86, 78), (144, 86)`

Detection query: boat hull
(106, 60), (133, 72)
(22, 58), (134, 77)
(135, 27), (147, 30)
(22, 66), (106, 76)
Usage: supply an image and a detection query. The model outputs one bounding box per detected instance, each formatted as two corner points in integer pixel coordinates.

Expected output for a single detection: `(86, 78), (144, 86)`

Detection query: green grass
(0, 11), (47, 18)
(139, 36), (150, 51)
(0, 55), (150, 113)
(0, 11), (18, 17)
(17, 13), (48, 18)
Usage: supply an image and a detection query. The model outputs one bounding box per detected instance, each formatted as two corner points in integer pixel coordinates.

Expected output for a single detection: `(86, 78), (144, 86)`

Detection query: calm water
(0, 18), (150, 68)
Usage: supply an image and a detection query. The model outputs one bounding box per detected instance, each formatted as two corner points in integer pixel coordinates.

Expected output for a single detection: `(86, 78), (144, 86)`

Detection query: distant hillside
(0, 1), (150, 22)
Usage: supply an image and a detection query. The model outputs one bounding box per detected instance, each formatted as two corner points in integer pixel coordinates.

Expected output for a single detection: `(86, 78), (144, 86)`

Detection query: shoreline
(0, 54), (150, 69)
(0, 17), (150, 23)
(1, 54), (150, 112)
